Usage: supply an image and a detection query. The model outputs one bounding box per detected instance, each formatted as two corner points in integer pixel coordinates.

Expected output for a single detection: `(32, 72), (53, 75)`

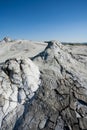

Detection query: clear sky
(0, 0), (87, 42)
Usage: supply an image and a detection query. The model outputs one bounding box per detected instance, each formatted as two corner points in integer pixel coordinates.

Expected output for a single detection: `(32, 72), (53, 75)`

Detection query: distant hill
(62, 42), (87, 45)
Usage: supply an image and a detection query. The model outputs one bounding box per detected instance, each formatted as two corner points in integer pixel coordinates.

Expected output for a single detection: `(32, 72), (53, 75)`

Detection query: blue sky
(0, 0), (87, 42)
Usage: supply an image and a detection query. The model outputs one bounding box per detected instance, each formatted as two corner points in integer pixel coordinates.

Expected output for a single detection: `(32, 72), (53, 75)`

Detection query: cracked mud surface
(0, 40), (87, 130)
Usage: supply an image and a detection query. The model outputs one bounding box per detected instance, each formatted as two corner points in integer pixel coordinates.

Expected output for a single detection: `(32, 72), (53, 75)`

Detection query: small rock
(39, 117), (48, 129)
(3, 37), (12, 42)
